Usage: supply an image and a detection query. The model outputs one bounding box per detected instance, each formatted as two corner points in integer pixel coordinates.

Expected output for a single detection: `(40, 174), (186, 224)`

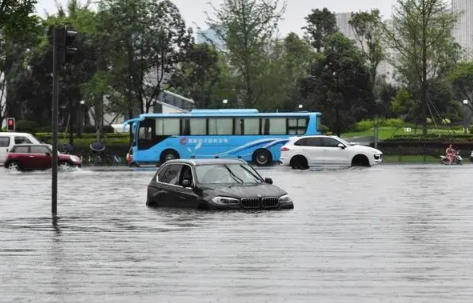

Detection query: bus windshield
(195, 164), (263, 184)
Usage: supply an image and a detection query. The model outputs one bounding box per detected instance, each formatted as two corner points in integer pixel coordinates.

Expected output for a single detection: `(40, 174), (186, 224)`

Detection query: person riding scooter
(446, 144), (456, 165)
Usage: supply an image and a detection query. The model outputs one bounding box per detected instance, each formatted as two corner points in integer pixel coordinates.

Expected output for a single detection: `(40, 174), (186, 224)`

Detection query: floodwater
(1, 164), (473, 302)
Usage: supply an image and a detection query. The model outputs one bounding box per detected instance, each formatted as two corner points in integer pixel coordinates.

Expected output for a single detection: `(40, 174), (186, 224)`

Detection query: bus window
(190, 118), (206, 135)
(156, 118), (180, 136)
(288, 118), (308, 135)
(209, 118), (233, 135)
(262, 118), (287, 135)
(243, 118), (259, 135)
(235, 118), (260, 135)
(316, 115), (322, 133)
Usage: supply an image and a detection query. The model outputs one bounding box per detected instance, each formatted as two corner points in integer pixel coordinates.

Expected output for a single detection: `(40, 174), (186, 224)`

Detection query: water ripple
(1, 165), (473, 302)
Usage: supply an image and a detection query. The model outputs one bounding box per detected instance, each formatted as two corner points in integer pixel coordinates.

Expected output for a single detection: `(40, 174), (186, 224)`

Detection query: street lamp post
(463, 99), (469, 134)
(79, 100), (85, 136)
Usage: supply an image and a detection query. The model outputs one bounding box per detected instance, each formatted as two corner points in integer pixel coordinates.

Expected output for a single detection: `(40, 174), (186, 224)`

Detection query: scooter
(440, 150), (463, 165)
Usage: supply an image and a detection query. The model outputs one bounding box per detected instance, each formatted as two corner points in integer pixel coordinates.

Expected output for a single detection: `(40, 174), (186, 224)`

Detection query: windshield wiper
(224, 165), (244, 184)
(239, 165), (263, 183)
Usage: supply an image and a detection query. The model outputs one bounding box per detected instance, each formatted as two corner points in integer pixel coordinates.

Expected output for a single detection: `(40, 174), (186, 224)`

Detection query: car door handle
(29, 156), (34, 158)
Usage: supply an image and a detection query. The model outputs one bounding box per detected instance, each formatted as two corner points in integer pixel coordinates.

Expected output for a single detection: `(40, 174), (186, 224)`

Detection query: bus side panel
(305, 114), (319, 135)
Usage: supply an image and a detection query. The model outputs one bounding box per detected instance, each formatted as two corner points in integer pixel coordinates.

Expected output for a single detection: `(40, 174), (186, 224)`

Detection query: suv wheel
(290, 156), (308, 170)
(351, 155), (370, 167)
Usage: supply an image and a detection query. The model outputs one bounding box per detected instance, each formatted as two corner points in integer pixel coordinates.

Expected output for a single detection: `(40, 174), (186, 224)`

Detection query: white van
(0, 132), (42, 164)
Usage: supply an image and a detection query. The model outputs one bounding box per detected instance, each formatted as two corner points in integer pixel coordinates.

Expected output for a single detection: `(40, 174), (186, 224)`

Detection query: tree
(207, 0), (287, 107)
(383, 0), (460, 136)
(97, 0), (194, 115)
(349, 9), (384, 84)
(448, 61), (473, 111)
(304, 8), (337, 52)
(391, 88), (415, 116)
(174, 44), (221, 108)
(300, 33), (375, 136)
(0, 0), (37, 38)
(0, 16), (43, 125)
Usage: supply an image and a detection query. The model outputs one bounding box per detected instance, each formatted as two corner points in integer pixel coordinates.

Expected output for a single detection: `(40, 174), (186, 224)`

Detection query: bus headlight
(211, 197), (240, 205)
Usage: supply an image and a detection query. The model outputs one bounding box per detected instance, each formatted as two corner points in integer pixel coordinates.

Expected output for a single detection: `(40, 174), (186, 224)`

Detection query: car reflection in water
(146, 159), (294, 210)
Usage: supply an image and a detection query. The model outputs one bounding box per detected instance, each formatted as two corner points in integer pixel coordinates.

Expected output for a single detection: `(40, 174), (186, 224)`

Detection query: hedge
(384, 134), (473, 142)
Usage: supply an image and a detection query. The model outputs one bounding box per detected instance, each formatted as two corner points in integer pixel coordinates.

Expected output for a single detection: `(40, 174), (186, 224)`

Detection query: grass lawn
(342, 126), (465, 140)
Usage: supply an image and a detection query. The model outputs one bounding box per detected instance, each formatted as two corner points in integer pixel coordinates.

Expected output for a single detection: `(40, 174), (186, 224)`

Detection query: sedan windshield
(195, 164), (263, 184)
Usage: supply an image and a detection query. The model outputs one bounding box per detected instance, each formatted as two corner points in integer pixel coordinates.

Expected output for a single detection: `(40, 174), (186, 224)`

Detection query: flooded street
(1, 165), (473, 302)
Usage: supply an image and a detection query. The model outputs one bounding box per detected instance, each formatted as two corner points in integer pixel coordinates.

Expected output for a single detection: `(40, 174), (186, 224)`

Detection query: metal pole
(52, 27), (59, 215)
(374, 115), (378, 149)
(464, 105), (468, 135)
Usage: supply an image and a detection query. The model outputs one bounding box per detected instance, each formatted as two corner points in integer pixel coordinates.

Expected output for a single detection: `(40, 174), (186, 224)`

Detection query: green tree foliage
(304, 8), (337, 52)
(448, 61), (473, 111)
(383, 0), (460, 136)
(96, 0), (194, 114)
(173, 44), (221, 108)
(299, 33), (375, 136)
(0, 0), (37, 38)
(349, 9), (384, 84)
(207, 0), (287, 107)
(391, 88), (415, 115)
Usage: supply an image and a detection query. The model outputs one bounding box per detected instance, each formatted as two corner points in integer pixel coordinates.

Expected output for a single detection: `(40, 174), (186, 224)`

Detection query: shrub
(15, 120), (40, 133)
(83, 125), (116, 133)
(320, 124), (330, 133)
(383, 118), (403, 127)
(351, 120), (373, 132)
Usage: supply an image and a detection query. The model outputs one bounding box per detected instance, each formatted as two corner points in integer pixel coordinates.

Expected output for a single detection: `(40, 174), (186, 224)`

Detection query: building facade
(335, 13), (397, 84)
(196, 25), (226, 51)
(452, 0), (473, 59)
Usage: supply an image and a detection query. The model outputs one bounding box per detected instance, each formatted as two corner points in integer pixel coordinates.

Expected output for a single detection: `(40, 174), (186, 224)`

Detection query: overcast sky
(35, 0), (396, 36)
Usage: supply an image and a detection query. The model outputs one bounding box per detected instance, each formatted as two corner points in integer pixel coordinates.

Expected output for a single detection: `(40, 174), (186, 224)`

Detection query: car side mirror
(264, 178), (273, 184)
(338, 143), (346, 149)
(45, 152), (51, 156)
(182, 179), (192, 187)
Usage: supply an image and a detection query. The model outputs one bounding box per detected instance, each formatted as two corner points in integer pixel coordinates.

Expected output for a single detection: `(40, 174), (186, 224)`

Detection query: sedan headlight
(278, 194), (292, 203)
(211, 196), (240, 205)
(70, 156), (80, 163)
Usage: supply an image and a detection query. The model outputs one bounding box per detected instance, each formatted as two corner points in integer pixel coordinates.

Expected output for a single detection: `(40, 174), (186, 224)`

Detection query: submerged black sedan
(146, 159), (293, 210)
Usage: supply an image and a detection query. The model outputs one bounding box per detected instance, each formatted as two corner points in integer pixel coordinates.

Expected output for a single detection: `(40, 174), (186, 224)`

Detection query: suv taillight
(281, 146), (289, 151)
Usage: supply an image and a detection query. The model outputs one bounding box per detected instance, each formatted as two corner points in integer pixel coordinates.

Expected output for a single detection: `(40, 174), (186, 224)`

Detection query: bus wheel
(253, 149), (272, 166)
(160, 149), (179, 163)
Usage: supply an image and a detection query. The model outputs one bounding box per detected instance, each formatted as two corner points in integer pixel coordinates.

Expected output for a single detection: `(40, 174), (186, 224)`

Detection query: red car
(3, 144), (82, 171)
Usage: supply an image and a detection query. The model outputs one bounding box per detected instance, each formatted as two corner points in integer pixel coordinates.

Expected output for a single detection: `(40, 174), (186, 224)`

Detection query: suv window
(31, 146), (50, 154)
(12, 146), (29, 153)
(0, 136), (10, 147)
(15, 136), (33, 144)
(321, 137), (341, 147)
(295, 137), (323, 146)
(157, 165), (169, 182)
(160, 164), (181, 185)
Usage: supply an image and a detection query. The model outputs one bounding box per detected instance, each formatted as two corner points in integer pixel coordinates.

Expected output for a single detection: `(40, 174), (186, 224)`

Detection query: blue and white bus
(123, 109), (322, 166)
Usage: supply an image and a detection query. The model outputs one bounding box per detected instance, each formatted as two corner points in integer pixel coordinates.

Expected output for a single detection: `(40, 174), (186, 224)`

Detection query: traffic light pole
(52, 27), (60, 215)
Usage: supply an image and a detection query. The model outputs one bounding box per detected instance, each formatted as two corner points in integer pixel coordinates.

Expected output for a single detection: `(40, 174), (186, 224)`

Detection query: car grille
(262, 198), (279, 208)
(241, 197), (279, 209)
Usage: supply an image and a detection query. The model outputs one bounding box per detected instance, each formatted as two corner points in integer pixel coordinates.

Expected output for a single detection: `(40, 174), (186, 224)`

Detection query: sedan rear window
(12, 146), (29, 153)
(31, 146), (50, 154)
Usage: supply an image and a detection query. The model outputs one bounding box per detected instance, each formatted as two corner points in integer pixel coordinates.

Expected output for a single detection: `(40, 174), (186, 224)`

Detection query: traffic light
(64, 28), (77, 64)
(6, 118), (15, 132)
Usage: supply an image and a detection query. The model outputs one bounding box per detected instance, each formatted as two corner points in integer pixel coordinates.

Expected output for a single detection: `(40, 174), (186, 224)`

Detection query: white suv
(279, 135), (383, 169)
